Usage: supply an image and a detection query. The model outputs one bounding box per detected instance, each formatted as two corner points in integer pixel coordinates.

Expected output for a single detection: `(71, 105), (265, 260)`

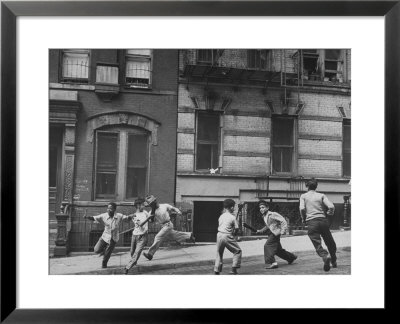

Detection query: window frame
(196, 49), (219, 66)
(271, 116), (297, 175)
(124, 49), (153, 89)
(94, 127), (150, 201)
(247, 49), (268, 70)
(195, 111), (221, 172)
(60, 49), (90, 84)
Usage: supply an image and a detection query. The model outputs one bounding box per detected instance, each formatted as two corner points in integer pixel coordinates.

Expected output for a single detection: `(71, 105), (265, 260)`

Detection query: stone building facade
(49, 49), (178, 255)
(175, 49), (351, 242)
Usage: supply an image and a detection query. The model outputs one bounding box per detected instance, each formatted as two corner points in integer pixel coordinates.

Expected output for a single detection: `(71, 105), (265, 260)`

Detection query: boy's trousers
(94, 238), (116, 266)
(126, 234), (147, 270)
(264, 234), (296, 265)
(214, 232), (242, 272)
(147, 221), (191, 257)
(306, 217), (337, 262)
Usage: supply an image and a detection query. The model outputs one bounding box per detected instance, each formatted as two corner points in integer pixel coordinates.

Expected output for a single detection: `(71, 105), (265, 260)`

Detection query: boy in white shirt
(124, 198), (153, 274)
(142, 195), (195, 261)
(214, 199), (242, 275)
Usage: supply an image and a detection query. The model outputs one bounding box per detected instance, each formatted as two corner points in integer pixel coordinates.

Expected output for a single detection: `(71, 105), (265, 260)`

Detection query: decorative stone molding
(49, 100), (80, 124)
(63, 154), (74, 202)
(86, 111), (161, 145)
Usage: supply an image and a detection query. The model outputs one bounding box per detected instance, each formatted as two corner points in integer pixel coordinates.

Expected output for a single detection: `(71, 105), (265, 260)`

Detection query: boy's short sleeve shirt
(154, 204), (172, 224)
(132, 211), (149, 235)
(92, 212), (124, 243)
(218, 212), (238, 234)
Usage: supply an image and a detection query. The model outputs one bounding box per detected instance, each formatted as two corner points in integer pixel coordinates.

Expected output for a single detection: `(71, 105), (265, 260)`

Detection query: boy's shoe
(143, 252), (153, 261)
(331, 260), (337, 268)
(189, 233), (196, 244)
(265, 263), (278, 269)
(288, 255), (298, 265)
(229, 267), (238, 275)
(123, 268), (129, 275)
(214, 271), (220, 275)
(323, 256), (331, 272)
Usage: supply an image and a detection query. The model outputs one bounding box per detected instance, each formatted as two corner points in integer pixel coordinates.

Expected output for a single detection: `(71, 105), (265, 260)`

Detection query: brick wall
(298, 159), (341, 177)
(298, 139), (342, 156)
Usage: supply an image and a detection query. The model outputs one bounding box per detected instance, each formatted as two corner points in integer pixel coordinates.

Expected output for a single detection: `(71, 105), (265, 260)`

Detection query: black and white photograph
(49, 48), (351, 276)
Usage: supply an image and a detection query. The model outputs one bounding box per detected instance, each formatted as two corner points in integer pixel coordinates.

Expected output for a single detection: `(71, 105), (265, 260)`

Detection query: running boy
(299, 178), (337, 272)
(142, 195), (195, 261)
(214, 199), (242, 275)
(123, 198), (152, 274)
(83, 202), (133, 269)
(256, 200), (297, 269)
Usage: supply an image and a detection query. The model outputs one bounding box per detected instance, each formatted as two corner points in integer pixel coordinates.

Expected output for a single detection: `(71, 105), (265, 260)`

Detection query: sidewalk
(50, 230), (351, 275)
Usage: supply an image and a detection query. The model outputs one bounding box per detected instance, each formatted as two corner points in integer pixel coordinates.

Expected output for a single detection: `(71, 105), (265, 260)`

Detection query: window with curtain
(125, 49), (152, 88)
(95, 129), (148, 200)
(196, 112), (220, 170)
(272, 118), (295, 173)
(62, 49), (89, 82)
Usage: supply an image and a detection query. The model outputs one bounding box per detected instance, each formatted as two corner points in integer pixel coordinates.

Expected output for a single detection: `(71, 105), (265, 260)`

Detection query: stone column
(54, 124), (77, 257)
(341, 195), (351, 230)
(54, 203), (70, 257)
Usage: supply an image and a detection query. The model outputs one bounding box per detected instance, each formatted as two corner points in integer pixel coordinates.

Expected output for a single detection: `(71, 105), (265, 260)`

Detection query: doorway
(193, 201), (223, 242)
(49, 126), (63, 220)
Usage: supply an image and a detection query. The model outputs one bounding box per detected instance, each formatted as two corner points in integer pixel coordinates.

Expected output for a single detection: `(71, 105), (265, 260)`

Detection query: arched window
(95, 126), (149, 200)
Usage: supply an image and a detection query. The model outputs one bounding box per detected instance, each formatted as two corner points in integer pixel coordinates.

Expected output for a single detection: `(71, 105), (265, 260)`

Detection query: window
(343, 119), (351, 177)
(272, 118), (295, 173)
(125, 49), (152, 88)
(197, 49), (219, 65)
(196, 112), (220, 170)
(324, 49), (343, 82)
(95, 129), (148, 200)
(62, 49), (89, 83)
(247, 50), (268, 69)
(301, 49), (319, 80)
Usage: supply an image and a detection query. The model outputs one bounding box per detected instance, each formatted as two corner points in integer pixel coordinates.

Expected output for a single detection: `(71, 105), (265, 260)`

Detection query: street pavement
(49, 230), (350, 275)
(144, 248), (351, 275)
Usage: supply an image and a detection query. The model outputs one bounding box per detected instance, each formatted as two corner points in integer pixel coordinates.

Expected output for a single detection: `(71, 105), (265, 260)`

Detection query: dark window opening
(95, 132), (118, 198)
(126, 134), (147, 199)
(324, 49), (343, 81)
(302, 50), (319, 79)
(343, 120), (351, 177)
(247, 50), (267, 69)
(196, 113), (220, 170)
(272, 118), (294, 173)
(49, 146), (58, 187)
(197, 49), (218, 65)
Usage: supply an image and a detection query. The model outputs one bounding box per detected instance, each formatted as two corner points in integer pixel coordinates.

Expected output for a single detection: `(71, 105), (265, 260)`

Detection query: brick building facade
(49, 49), (178, 256)
(175, 49), (351, 242)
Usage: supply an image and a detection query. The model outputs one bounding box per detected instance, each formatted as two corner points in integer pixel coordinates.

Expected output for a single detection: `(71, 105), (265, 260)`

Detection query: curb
(72, 246), (351, 275)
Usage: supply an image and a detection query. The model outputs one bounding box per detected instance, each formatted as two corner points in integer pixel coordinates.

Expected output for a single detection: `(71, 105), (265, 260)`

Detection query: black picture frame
(1, 0), (398, 322)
